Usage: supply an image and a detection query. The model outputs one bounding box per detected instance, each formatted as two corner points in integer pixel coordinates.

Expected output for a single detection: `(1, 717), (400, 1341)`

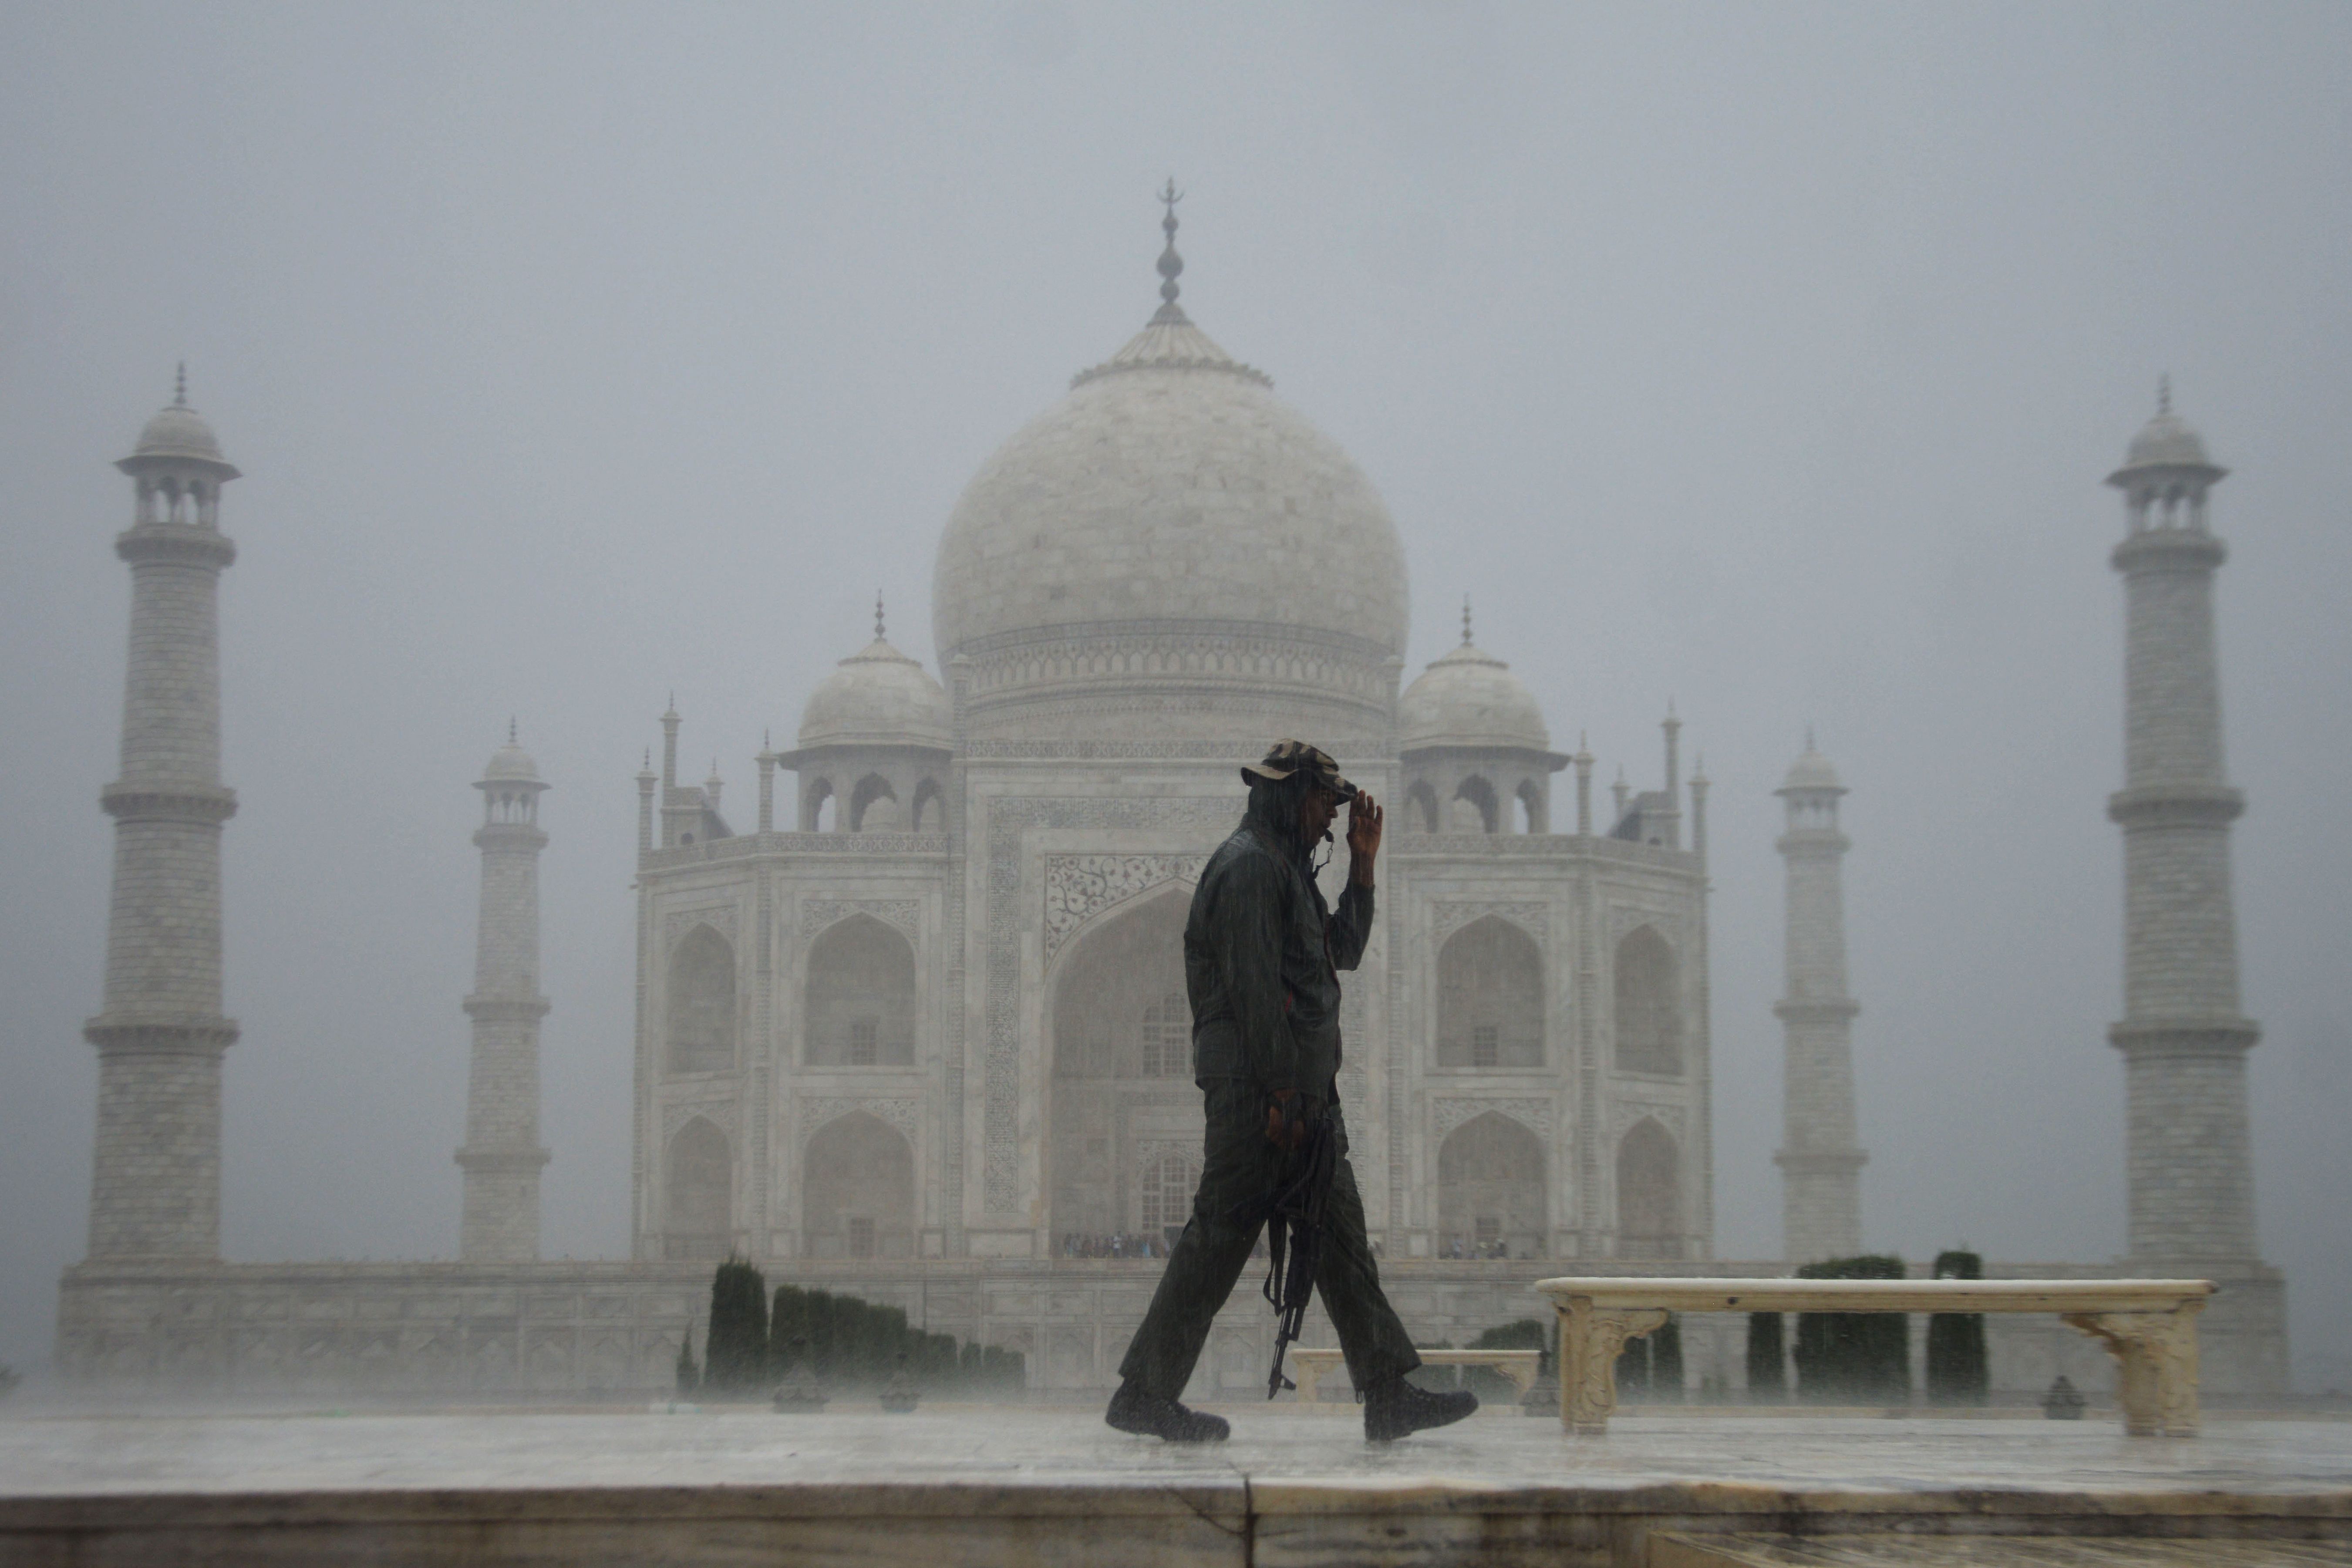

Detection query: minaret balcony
(113, 523), (237, 569)
(99, 783), (236, 823)
(2106, 785), (2243, 827)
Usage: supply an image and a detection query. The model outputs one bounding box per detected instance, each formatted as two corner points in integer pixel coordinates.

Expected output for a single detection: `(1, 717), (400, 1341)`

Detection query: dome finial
(173, 362), (188, 407)
(1461, 593), (1473, 646)
(2158, 373), (2172, 416)
(1152, 178), (1187, 324)
(508, 715), (517, 744)
(1806, 723), (1816, 752)
(876, 591), (886, 642)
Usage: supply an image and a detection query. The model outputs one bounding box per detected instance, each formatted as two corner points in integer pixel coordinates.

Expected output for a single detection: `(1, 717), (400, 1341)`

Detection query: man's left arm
(1328, 792), (1383, 971)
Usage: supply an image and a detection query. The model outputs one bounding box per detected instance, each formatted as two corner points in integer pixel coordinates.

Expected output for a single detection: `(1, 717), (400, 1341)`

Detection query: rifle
(1254, 1101), (1338, 1399)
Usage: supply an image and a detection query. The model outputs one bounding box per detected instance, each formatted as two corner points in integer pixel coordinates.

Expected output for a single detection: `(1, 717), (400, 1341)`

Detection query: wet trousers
(1115, 1077), (1422, 1400)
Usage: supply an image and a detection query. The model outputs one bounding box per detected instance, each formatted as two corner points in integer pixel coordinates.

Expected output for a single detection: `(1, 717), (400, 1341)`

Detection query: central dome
(932, 271), (1410, 743)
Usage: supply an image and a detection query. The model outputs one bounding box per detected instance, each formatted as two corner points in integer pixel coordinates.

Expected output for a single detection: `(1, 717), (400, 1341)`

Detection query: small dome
(1398, 641), (1549, 753)
(2121, 410), (2212, 471)
(798, 637), (953, 750)
(481, 740), (540, 783)
(134, 403), (225, 462)
(1780, 747), (1842, 793)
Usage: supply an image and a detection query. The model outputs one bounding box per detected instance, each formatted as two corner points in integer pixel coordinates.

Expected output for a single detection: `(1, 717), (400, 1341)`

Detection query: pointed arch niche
(805, 915), (917, 1066)
(1613, 924), (1682, 1074)
(802, 1111), (915, 1258)
(1616, 1116), (1682, 1259)
(1437, 1111), (1546, 1258)
(1048, 887), (1192, 1239)
(664, 1117), (732, 1260)
(1436, 916), (1544, 1068)
(666, 925), (737, 1074)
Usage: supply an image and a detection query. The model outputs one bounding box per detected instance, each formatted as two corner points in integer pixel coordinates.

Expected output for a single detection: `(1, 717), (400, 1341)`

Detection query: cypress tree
(674, 1326), (700, 1396)
(1746, 1312), (1785, 1401)
(704, 1255), (770, 1393)
(1650, 1313), (1685, 1403)
(1793, 1254), (1909, 1404)
(1614, 1332), (1650, 1399)
(1926, 1248), (1990, 1406)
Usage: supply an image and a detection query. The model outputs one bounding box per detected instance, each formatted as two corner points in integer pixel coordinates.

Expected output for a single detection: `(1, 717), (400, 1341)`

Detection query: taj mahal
(54, 203), (2288, 1400)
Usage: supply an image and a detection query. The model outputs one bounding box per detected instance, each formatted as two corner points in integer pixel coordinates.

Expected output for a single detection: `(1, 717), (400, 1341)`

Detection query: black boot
(1363, 1373), (1478, 1442)
(1105, 1379), (1230, 1443)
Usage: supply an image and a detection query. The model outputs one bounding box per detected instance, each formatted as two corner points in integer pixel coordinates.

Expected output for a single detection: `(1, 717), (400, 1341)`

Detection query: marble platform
(1, 1405), (2348, 1566)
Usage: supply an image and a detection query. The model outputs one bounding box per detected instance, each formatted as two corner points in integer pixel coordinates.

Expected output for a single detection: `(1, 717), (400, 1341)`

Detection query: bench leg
(2059, 1307), (2203, 1436)
(1556, 1301), (1668, 1436)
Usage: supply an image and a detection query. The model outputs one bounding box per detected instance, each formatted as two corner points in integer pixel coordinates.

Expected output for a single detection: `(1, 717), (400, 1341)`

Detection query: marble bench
(1287, 1346), (1542, 1404)
(1533, 1277), (2215, 1438)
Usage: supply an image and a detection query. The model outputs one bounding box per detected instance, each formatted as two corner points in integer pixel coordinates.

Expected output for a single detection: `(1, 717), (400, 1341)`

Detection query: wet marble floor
(1, 1406), (2346, 1566)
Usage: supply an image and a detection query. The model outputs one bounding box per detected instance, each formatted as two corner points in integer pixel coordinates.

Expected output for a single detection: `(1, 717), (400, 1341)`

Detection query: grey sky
(2, 2), (2346, 1389)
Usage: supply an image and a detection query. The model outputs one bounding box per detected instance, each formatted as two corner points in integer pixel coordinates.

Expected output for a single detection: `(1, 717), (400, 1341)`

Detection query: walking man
(1106, 741), (1478, 1443)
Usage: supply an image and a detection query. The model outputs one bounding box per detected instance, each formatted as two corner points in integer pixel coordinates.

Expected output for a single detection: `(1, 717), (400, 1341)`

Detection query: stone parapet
(98, 783), (237, 823)
(113, 522), (236, 570)
(52, 1254), (2292, 1399)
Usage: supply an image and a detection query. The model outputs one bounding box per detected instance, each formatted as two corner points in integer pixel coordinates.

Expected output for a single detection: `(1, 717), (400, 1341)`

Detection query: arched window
(1140, 992), (1190, 1077)
(1437, 1112), (1546, 1258)
(1139, 1153), (1200, 1239)
(850, 773), (898, 832)
(1436, 916), (1543, 1068)
(666, 925), (736, 1074)
(1515, 779), (1544, 834)
(804, 778), (835, 833)
(664, 1117), (731, 1260)
(1048, 889), (1190, 1236)
(910, 778), (942, 833)
(1616, 1117), (1681, 1258)
(1614, 925), (1681, 1074)
(1452, 776), (1498, 834)
(803, 1111), (914, 1258)
(805, 915), (917, 1066)
(1405, 780), (1440, 835)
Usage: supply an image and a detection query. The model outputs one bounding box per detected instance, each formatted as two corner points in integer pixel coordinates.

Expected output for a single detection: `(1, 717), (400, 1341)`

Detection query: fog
(1, 3), (2345, 1391)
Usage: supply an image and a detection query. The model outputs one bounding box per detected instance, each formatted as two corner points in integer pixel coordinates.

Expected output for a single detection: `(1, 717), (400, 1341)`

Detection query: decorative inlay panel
(661, 905), (740, 951)
(984, 796), (1235, 1213)
(1610, 906), (1683, 944)
(1043, 855), (1200, 961)
(796, 1096), (922, 1146)
(660, 1098), (738, 1146)
(1433, 1096), (1555, 1143)
(800, 899), (921, 941)
(1609, 1099), (1687, 1146)
(1430, 900), (1549, 944)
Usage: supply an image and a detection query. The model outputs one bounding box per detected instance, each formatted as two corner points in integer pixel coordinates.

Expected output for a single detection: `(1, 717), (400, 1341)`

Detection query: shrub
(1612, 1314), (1682, 1403)
(1926, 1248), (1989, 1406)
(674, 1328), (700, 1395)
(1745, 1312), (1786, 1401)
(1793, 1254), (1909, 1404)
(770, 1284), (1024, 1395)
(704, 1256), (771, 1393)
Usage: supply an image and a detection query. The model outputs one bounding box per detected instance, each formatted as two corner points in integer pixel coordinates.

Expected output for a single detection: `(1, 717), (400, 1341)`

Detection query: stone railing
(1534, 1277), (2214, 1437)
(1288, 1346), (1541, 1404)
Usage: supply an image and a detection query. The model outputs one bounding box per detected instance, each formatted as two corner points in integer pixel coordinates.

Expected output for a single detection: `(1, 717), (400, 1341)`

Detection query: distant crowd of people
(1060, 1231), (1173, 1259)
(1442, 1237), (1515, 1260)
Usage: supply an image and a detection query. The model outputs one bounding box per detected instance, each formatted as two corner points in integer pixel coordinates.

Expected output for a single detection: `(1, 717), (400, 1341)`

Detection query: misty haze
(1, 4), (2349, 1555)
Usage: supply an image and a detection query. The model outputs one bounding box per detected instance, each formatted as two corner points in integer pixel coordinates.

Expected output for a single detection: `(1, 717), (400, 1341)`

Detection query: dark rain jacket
(1183, 794), (1374, 1098)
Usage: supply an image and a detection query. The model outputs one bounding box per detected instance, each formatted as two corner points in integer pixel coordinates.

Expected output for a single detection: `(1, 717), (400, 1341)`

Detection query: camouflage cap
(1240, 739), (1358, 799)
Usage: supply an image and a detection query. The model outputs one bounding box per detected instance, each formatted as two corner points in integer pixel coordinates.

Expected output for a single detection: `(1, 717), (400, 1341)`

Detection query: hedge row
(682, 1256), (1025, 1397)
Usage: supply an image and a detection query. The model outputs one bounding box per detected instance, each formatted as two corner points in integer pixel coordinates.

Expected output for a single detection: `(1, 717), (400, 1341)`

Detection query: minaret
(83, 372), (241, 1261)
(2105, 384), (2261, 1263)
(1773, 737), (1866, 1264)
(455, 724), (552, 1261)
